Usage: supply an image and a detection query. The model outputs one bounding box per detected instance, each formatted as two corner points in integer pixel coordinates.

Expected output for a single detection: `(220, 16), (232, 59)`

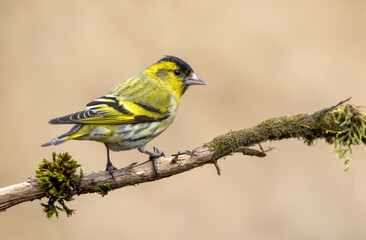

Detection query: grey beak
(183, 73), (206, 86)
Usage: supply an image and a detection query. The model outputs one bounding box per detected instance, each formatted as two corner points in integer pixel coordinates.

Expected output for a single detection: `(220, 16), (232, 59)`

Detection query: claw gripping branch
(0, 99), (365, 217)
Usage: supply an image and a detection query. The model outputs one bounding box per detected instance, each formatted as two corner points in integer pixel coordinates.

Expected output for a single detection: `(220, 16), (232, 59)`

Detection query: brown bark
(1, 99), (364, 213)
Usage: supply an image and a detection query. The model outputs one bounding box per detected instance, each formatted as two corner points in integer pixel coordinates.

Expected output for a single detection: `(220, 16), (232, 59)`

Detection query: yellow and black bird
(42, 56), (205, 178)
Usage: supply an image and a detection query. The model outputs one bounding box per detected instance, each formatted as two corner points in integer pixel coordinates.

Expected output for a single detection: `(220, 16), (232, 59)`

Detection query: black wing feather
(49, 110), (99, 124)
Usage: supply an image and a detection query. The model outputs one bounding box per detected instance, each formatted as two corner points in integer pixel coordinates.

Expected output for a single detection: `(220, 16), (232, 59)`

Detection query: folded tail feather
(49, 110), (99, 124)
(41, 124), (84, 147)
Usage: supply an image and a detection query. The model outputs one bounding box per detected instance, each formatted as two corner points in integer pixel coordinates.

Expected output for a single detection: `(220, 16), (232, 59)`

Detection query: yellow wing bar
(49, 95), (170, 125)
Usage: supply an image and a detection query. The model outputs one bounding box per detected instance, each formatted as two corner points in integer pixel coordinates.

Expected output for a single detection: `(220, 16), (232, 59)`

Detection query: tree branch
(1, 98), (365, 213)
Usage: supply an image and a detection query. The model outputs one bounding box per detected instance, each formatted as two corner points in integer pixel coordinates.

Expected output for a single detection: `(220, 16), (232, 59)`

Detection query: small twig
(212, 161), (221, 176)
(335, 97), (352, 108)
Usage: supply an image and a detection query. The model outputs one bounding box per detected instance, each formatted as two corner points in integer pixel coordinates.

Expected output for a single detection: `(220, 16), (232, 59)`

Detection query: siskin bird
(42, 56), (205, 178)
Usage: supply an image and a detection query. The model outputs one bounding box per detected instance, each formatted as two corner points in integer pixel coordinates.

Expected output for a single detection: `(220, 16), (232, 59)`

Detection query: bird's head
(145, 55), (205, 99)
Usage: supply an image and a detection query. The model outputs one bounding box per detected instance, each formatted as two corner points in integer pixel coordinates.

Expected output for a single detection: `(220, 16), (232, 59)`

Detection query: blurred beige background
(1, 1), (366, 239)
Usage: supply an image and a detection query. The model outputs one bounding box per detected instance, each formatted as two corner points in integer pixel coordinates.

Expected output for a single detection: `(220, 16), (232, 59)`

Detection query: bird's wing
(49, 76), (173, 126)
(49, 94), (171, 124)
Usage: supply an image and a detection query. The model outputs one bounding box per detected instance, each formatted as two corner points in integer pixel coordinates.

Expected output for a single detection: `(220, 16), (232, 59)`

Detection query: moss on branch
(35, 152), (83, 218)
(1, 99), (364, 218)
(205, 102), (366, 169)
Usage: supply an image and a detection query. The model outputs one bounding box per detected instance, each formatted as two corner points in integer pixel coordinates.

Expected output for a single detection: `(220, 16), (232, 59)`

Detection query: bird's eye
(173, 70), (182, 77)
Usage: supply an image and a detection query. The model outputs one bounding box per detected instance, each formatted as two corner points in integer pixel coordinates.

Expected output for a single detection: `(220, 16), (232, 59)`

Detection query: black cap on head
(159, 55), (194, 73)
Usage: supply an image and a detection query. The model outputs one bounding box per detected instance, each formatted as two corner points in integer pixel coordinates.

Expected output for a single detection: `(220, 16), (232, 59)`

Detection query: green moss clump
(204, 114), (312, 161)
(96, 183), (112, 197)
(36, 152), (83, 218)
(326, 105), (366, 171)
(204, 102), (365, 171)
(204, 130), (244, 161)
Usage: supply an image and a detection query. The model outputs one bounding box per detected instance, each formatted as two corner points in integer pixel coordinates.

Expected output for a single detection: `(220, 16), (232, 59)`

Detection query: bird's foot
(138, 146), (164, 176)
(147, 146), (164, 175)
(105, 162), (118, 181)
(149, 146), (165, 158)
(149, 146), (164, 175)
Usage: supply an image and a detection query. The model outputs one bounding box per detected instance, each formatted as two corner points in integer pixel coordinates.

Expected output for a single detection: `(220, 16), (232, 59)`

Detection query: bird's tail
(41, 124), (84, 147)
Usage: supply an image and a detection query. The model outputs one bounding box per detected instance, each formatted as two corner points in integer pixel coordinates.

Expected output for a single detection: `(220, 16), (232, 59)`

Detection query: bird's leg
(138, 146), (165, 175)
(105, 144), (117, 180)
